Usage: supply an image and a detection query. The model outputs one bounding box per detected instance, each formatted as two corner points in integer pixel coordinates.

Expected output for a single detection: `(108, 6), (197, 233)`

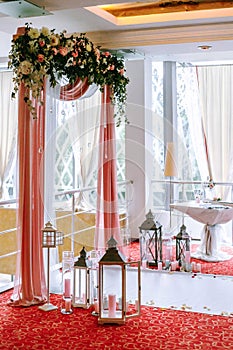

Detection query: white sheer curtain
(67, 88), (101, 209)
(178, 66), (209, 181)
(0, 71), (18, 199)
(197, 65), (233, 199)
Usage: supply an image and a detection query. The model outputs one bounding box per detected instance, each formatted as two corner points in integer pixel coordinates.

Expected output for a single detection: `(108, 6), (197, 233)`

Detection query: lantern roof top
(99, 236), (125, 263)
(139, 209), (162, 231)
(42, 221), (57, 232)
(74, 247), (88, 267)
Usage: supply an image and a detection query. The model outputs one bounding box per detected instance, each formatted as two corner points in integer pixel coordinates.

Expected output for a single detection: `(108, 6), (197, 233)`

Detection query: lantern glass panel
(99, 265), (124, 320)
(89, 268), (98, 306)
(125, 262), (141, 316)
(73, 267), (89, 306)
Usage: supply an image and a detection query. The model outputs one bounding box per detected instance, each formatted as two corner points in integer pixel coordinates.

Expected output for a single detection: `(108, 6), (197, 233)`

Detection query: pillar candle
(94, 300), (99, 313)
(192, 262), (196, 272)
(108, 294), (116, 318)
(165, 247), (171, 261)
(158, 262), (162, 271)
(65, 299), (71, 312)
(196, 263), (201, 273)
(64, 278), (71, 298)
(185, 251), (191, 264)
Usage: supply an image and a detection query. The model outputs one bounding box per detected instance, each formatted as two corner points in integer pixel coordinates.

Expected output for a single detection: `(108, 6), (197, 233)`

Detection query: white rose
(28, 28), (40, 39)
(86, 43), (92, 52)
(19, 60), (33, 75)
(41, 27), (50, 36)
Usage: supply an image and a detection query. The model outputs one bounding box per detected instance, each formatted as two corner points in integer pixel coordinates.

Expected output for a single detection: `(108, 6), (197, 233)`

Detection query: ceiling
(1, 0), (233, 64)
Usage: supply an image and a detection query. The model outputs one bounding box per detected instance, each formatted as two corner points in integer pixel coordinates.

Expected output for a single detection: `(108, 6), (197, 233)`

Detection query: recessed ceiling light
(197, 45), (212, 51)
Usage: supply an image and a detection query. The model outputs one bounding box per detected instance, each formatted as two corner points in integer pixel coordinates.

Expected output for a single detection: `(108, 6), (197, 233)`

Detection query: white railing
(0, 179), (133, 280)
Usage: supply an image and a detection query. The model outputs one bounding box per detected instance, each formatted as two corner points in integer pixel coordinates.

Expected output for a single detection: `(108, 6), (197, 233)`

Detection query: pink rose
(37, 54), (44, 62)
(104, 51), (111, 57)
(59, 47), (68, 56)
(119, 68), (125, 75)
(109, 65), (115, 71)
(52, 48), (58, 55)
(72, 51), (78, 58)
(39, 40), (45, 47)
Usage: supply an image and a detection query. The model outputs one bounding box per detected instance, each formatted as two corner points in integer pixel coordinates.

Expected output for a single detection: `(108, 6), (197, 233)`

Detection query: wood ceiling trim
(88, 22), (233, 49)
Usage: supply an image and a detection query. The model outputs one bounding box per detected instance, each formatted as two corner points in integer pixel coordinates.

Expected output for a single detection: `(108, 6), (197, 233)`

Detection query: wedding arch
(9, 25), (129, 306)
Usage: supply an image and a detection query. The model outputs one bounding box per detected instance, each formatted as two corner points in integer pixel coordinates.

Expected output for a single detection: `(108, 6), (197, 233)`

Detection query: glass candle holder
(61, 251), (74, 315)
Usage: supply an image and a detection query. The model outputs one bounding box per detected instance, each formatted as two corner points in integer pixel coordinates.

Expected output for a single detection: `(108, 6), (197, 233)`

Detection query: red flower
(104, 51), (111, 57)
(37, 54), (44, 62)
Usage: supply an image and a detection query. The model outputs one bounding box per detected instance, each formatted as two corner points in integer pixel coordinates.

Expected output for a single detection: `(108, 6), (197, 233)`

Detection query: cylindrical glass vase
(61, 251), (74, 314)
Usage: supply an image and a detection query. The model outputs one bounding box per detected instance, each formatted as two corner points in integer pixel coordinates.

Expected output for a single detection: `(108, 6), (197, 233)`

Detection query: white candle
(94, 300), (99, 313)
(185, 251), (191, 264)
(108, 294), (116, 318)
(165, 247), (171, 260)
(171, 261), (176, 271)
(192, 262), (196, 272)
(196, 263), (201, 273)
(64, 278), (71, 298)
(158, 262), (162, 271)
(142, 260), (147, 269)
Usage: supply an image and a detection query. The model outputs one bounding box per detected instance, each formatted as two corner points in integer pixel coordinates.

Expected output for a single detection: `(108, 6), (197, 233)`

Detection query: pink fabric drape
(95, 85), (123, 251)
(60, 77), (89, 101)
(10, 83), (47, 306)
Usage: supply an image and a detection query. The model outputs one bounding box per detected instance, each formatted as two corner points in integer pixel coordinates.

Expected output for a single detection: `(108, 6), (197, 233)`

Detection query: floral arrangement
(8, 23), (129, 125)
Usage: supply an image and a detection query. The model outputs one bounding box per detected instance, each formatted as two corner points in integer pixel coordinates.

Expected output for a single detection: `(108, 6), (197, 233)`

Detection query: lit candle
(64, 278), (71, 298)
(108, 294), (116, 318)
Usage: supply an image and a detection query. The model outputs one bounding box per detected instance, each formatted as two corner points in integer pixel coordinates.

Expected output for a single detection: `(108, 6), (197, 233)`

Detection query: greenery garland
(8, 23), (129, 126)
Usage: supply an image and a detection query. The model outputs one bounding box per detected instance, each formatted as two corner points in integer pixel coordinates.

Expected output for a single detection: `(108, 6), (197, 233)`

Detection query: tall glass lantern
(61, 251), (74, 314)
(139, 210), (162, 267)
(73, 247), (90, 309)
(98, 236), (141, 325)
(175, 224), (191, 269)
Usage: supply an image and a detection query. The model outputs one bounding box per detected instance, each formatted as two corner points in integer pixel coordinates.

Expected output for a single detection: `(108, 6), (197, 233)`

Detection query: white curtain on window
(67, 88), (101, 209)
(0, 71), (18, 199)
(197, 65), (233, 200)
(179, 66), (209, 181)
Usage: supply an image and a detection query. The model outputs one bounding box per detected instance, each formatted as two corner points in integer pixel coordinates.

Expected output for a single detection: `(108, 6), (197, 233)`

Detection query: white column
(125, 59), (153, 239)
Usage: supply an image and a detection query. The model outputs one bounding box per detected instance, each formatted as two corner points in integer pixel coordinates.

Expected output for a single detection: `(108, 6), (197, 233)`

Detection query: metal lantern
(139, 210), (162, 267)
(39, 221), (64, 312)
(98, 236), (141, 325)
(41, 221), (64, 248)
(73, 247), (90, 309)
(175, 224), (191, 268)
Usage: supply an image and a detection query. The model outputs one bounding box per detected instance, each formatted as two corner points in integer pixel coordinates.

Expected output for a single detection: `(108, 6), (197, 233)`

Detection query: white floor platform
(140, 269), (233, 316)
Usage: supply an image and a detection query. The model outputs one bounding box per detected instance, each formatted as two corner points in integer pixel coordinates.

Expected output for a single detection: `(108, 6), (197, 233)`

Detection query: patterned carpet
(1, 290), (233, 350)
(1, 242), (233, 349)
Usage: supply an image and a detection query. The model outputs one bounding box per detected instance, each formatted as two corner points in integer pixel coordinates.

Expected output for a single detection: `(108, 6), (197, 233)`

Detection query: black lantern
(73, 247), (90, 309)
(139, 210), (162, 267)
(175, 224), (191, 268)
(98, 236), (141, 325)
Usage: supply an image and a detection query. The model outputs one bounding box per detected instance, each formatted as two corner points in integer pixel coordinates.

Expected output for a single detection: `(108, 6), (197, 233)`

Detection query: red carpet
(128, 241), (233, 275)
(1, 290), (233, 350)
